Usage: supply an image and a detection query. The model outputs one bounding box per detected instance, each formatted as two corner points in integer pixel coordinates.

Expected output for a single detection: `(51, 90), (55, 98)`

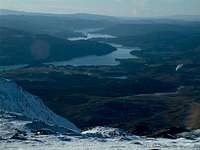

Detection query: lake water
(0, 32), (139, 70)
(47, 43), (138, 66)
(68, 33), (116, 41)
(48, 32), (139, 66)
(0, 64), (28, 71)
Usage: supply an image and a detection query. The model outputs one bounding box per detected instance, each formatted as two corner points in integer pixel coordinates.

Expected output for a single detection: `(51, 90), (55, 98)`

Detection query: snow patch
(0, 79), (80, 134)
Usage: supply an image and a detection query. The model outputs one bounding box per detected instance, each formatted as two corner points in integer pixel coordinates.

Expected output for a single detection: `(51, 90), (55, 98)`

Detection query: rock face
(0, 79), (80, 134)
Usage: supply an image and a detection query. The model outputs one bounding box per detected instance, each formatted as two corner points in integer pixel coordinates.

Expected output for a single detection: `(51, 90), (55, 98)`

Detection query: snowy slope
(0, 113), (199, 150)
(0, 116), (199, 150)
(0, 78), (200, 150)
(0, 79), (80, 134)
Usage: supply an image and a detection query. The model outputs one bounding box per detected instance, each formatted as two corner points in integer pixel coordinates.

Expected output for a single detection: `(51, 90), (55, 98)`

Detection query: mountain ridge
(0, 78), (80, 134)
(1, 9), (200, 22)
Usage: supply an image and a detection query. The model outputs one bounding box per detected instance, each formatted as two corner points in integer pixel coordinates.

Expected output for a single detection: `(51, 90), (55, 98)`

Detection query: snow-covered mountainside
(0, 79), (80, 134)
(0, 78), (200, 150)
(0, 113), (199, 150)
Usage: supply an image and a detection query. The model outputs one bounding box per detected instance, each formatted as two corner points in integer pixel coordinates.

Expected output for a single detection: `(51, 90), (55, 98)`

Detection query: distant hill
(166, 15), (200, 22)
(97, 22), (200, 37)
(0, 9), (119, 22)
(0, 9), (116, 20)
(0, 9), (29, 15)
(0, 10), (116, 38)
(1, 9), (199, 37)
(0, 27), (116, 66)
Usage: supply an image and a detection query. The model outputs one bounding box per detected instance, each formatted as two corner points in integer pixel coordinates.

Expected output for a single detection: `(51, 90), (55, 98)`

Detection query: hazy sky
(0, 0), (200, 17)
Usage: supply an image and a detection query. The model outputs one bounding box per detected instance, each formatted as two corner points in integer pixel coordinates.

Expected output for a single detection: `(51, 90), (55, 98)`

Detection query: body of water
(0, 64), (28, 71)
(49, 32), (139, 66)
(68, 33), (116, 41)
(47, 43), (138, 66)
(0, 31), (139, 70)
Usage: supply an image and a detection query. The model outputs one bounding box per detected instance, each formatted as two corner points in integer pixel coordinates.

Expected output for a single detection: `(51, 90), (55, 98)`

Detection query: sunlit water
(47, 43), (138, 66)
(48, 32), (139, 66)
(68, 33), (116, 41)
(0, 32), (140, 70)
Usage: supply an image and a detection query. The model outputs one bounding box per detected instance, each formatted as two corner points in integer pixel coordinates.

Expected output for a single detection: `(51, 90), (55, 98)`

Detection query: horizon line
(1, 8), (200, 19)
